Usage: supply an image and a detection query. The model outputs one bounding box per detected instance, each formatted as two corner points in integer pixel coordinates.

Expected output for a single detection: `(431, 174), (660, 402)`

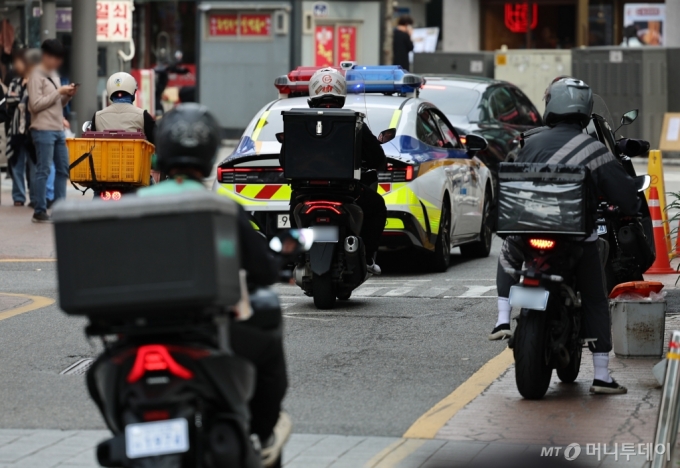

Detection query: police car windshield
(418, 85), (480, 117)
(254, 100), (398, 142)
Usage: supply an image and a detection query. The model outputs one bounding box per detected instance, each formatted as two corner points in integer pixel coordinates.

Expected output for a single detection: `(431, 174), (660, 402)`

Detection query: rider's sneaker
(367, 261), (382, 275)
(261, 411), (292, 467)
(489, 323), (512, 341)
(590, 378), (628, 395)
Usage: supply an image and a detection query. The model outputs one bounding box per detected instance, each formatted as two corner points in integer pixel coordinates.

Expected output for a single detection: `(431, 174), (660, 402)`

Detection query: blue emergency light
(274, 65), (424, 96)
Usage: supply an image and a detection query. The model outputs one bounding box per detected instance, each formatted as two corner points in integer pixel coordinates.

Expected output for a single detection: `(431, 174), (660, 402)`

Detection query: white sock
(496, 298), (511, 327)
(593, 352), (613, 383)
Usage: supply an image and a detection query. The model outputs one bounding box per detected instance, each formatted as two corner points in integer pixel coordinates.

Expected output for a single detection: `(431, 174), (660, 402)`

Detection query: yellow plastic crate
(66, 138), (155, 186)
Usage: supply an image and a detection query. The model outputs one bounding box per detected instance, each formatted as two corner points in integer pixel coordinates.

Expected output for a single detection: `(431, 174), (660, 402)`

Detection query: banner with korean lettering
(240, 14), (272, 36)
(209, 13), (239, 36)
(97, 1), (133, 42)
(337, 26), (356, 63)
(315, 26), (335, 67)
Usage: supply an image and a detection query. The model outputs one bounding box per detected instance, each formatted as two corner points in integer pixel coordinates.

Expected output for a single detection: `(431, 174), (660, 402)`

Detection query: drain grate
(60, 358), (95, 375)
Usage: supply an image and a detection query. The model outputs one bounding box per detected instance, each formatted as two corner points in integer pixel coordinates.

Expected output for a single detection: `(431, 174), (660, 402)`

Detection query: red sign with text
(504, 3), (538, 33)
(337, 26), (356, 63)
(315, 26), (335, 67)
(209, 14), (239, 36)
(240, 14), (272, 36)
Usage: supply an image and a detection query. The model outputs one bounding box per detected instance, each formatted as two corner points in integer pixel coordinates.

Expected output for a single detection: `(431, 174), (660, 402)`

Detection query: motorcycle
(283, 125), (396, 310)
(586, 98), (655, 292)
(503, 102), (651, 399)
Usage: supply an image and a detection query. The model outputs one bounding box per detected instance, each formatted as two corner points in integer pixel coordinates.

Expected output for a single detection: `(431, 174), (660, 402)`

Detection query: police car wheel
(427, 198), (451, 273)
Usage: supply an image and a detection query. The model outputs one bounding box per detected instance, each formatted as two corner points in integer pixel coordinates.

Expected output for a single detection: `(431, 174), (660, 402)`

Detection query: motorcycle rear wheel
(556, 344), (582, 384)
(313, 273), (336, 310)
(513, 310), (552, 400)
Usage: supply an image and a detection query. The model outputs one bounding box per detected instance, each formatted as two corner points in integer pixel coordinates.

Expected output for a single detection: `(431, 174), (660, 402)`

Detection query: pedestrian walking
(393, 15), (414, 71)
(28, 39), (76, 223)
(6, 48), (40, 207)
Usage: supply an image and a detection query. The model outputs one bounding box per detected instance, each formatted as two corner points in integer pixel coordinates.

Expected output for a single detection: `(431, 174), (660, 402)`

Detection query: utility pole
(40, 0), (57, 41)
(382, 0), (393, 65)
(525, 2), (532, 49)
(71, 0), (97, 135)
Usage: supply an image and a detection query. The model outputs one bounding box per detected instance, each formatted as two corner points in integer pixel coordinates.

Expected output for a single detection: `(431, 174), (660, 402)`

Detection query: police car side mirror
(275, 132), (284, 143)
(378, 128), (396, 144)
(465, 133), (488, 153)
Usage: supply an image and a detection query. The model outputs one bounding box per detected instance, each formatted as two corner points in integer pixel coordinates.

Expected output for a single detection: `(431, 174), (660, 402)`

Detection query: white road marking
(455, 285), (497, 298)
(283, 315), (333, 322)
(418, 287), (450, 297)
(353, 287), (383, 297)
(384, 288), (415, 296)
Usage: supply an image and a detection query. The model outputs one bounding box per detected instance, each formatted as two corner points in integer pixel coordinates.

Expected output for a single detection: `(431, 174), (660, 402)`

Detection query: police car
(214, 65), (493, 271)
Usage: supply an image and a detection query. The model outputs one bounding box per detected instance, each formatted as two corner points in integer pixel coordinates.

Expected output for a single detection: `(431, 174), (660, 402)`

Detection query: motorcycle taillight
(528, 238), (555, 250)
(127, 345), (194, 383)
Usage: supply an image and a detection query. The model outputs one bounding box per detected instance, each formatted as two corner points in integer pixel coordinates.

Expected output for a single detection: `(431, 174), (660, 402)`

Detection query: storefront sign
(240, 14), (272, 36)
(97, 1), (133, 42)
(315, 25), (335, 67)
(624, 3), (665, 45)
(337, 26), (356, 63)
(56, 8), (72, 32)
(208, 13), (272, 37)
(313, 2), (330, 18)
(504, 3), (538, 33)
(412, 27), (439, 53)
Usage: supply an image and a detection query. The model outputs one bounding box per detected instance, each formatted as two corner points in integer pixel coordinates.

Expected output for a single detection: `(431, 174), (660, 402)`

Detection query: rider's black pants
(496, 237), (612, 353)
(231, 314), (288, 443)
(356, 185), (387, 260)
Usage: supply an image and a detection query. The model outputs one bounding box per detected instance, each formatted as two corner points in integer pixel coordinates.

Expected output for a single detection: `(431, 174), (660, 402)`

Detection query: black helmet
(156, 103), (221, 178)
(543, 77), (593, 127)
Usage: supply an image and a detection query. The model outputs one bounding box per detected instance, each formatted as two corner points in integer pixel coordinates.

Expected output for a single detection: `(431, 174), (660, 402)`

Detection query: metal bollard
(652, 331), (680, 468)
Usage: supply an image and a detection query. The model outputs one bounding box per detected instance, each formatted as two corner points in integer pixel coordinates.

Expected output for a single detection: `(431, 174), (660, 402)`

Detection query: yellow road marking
(365, 439), (426, 467)
(0, 293), (55, 321)
(0, 258), (56, 263)
(403, 347), (514, 439)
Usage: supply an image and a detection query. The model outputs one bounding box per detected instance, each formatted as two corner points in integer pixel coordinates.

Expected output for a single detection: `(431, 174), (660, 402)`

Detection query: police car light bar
(274, 65), (424, 97)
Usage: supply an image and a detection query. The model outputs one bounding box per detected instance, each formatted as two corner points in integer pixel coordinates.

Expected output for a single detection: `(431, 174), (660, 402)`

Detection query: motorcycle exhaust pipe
(293, 265), (310, 287)
(344, 236), (359, 253)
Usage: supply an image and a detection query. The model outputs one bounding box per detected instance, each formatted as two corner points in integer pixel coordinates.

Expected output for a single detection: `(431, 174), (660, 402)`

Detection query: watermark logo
(564, 443), (582, 461)
(540, 443), (670, 462)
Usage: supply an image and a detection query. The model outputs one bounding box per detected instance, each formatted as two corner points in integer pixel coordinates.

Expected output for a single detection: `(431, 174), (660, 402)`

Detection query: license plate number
(509, 285), (549, 311)
(597, 224), (607, 235)
(125, 418), (189, 459)
(277, 214), (292, 228)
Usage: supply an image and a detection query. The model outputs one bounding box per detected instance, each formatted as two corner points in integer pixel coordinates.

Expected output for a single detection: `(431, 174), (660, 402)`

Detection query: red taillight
(522, 277), (541, 287)
(111, 191), (122, 201)
(127, 345), (194, 383)
(304, 201), (342, 215)
(405, 165), (414, 181)
(384, 164), (415, 182)
(100, 191), (111, 201)
(100, 191), (122, 201)
(528, 238), (555, 250)
(143, 410), (170, 422)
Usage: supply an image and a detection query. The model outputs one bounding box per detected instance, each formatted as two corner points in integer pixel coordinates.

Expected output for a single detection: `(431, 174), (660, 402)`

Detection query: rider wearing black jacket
(279, 67), (387, 275)
(491, 78), (640, 395)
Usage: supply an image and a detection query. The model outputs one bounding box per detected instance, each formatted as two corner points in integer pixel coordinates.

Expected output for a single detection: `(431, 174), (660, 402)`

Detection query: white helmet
(308, 68), (346, 107)
(106, 72), (138, 100)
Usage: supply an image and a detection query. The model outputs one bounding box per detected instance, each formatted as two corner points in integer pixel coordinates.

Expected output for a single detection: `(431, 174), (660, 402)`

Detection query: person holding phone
(27, 39), (77, 223)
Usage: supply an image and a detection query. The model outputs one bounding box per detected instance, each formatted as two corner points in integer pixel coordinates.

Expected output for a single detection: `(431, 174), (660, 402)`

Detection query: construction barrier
(647, 150), (673, 257)
(646, 187), (677, 274)
(652, 331), (680, 468)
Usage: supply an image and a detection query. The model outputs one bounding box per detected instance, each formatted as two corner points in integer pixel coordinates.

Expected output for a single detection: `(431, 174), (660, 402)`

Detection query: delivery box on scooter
(497, 163), (591, 236)
(52, 191), (241, 318)
(282, 108), (363, 180)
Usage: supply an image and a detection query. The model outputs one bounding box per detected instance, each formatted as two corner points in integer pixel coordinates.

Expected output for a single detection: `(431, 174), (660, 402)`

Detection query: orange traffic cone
(646, 187), (677, 274)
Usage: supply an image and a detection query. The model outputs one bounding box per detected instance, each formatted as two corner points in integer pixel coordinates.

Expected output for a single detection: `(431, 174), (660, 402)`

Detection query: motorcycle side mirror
(621, 109), (638, 126)
(635, 175), (651, 192)
(82, 121), (92, 133)
(465, 133), (488, 153)
(275, 132), (284, 143)
(378, 128), (397, 144)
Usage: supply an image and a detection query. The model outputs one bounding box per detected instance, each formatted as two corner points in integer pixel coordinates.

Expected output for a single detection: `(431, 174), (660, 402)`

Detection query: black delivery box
(282, 108), (363, 180)
(52, 191), (241, 317)
(497, 163), (591, 236)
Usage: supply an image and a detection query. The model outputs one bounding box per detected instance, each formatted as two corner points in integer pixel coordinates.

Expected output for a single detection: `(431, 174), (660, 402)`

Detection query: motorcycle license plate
(509, 285), (549, 311)
(125, 418), (189, 459)
(277, 214), (292, 228)
(597, 224), (607, 235)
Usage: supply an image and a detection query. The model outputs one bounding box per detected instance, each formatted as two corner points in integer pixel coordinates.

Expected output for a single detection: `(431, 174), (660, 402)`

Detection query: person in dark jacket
(490, 78), (640, 395)
(393, 15), (414, 71)
(279, 67), (387, 274)
(138, 104), (290, 466)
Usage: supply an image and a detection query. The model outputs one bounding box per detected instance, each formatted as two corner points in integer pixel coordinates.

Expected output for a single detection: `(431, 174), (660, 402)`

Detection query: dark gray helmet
(543, 77), (593, 127)
(156, 103), (222, 178)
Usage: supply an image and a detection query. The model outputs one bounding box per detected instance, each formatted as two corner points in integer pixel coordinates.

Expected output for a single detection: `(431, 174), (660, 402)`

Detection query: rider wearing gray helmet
(490, 77), (640, 395)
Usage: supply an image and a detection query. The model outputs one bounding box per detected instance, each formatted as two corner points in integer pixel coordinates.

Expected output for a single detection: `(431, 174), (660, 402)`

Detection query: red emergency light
(274, 66), (345, 95)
